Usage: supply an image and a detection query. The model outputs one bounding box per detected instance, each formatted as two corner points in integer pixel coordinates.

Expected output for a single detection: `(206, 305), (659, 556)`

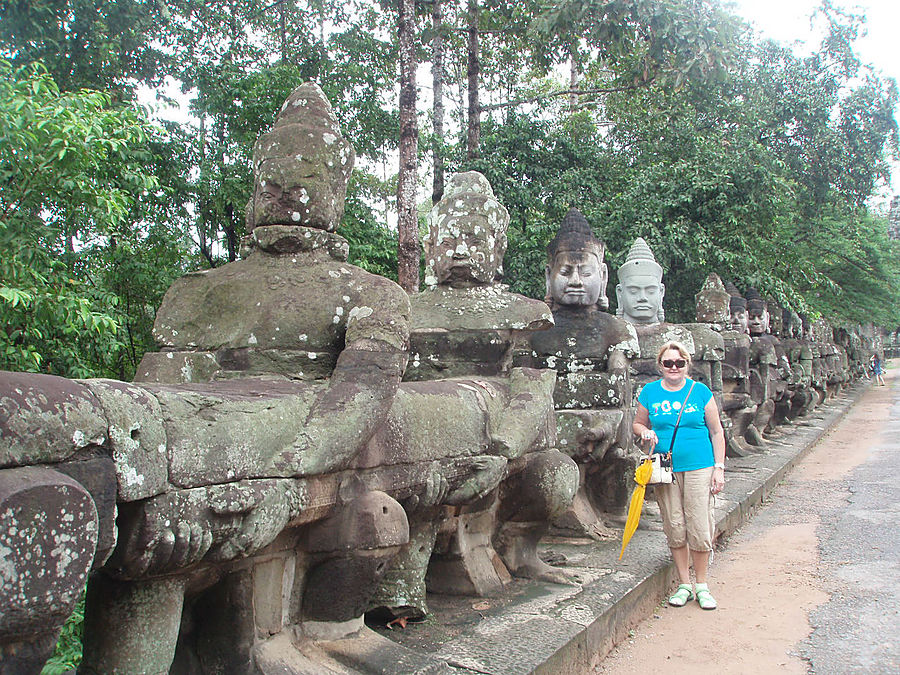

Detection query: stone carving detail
(696, 275), (755, 457)
(716, 283), (760, 453)
(744, 287), (791, 439)
(370, 173), (579, 622)
(523, 208), (639, 536)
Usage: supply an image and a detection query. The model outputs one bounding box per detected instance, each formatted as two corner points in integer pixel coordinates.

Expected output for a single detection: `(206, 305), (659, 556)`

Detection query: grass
(40, 595), (84, 675)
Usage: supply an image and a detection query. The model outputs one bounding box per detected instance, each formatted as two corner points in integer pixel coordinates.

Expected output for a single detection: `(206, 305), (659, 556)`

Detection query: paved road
(803, 376), (900, 674)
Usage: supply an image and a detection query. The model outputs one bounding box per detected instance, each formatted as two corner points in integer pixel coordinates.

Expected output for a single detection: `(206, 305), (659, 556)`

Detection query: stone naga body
(0, 86), (568, 675)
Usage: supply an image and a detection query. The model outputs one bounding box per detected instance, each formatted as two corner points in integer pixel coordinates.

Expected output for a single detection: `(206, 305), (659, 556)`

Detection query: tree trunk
(397, 0), (420, 293)
(224, 204), (238, 262)
(568, 45), (579, 112)
(431, 0), (446, 205)
(466, 0), (480, 160)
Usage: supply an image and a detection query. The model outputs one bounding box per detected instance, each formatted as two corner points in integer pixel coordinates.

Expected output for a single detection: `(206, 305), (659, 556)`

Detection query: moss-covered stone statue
(780, 308), (817, 419)
(521, 208), (639, 535)
(369, 173), (579, 622)
(696, 275), (756, 457)
(83, 82), (419, 674)
(1, 84), (489, 674)
(744, 287), (788, 439)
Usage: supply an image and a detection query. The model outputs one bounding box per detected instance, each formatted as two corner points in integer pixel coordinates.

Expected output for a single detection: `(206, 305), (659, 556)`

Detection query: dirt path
(594, 369), (895, 674)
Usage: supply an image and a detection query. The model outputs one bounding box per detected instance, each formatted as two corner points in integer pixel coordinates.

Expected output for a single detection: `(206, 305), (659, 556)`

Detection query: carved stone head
(424, 171), (509, 288)
(695, 273), (730, 324)
(783, 309), (801, 339)
(616, 237), (664, 325)
(725, 282), (749, 335)
(799, 313), (811, 339)
(767, 298), (784, 336)
(745, 288), (770, 336)
(545, 208), (608, 310)
(246, 83), (355, 232)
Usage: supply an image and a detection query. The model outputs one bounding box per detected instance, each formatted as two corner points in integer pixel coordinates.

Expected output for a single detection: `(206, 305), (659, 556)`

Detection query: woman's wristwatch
(714, 462), (725, 469)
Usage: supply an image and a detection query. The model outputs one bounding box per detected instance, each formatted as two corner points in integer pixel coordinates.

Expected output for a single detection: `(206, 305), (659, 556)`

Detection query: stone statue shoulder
(678, 323), (725, 362)
(632, 323), (704, 359)
(410, 285), (552, 334)
(150, 225), (410, 357)
(529, 307), (638, 365)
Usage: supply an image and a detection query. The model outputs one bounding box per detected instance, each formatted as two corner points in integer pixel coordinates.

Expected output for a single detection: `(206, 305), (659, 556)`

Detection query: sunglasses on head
(661, 359), (687, 369)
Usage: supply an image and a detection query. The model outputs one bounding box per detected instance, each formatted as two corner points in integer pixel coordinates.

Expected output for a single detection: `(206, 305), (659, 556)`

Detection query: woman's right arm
(633, 403), (658, 451)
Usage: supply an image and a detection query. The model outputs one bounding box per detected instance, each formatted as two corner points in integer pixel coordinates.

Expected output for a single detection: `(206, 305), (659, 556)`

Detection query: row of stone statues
(0, 83), (882, 675)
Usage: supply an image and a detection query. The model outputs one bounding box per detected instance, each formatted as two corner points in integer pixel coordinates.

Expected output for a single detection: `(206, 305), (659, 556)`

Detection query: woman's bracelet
(714, 462), (725, 469)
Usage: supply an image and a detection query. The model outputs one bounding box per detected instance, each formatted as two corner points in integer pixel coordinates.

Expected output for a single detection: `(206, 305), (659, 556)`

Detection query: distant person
(632, 341), (726, 610)
(872, 354), (886, 386)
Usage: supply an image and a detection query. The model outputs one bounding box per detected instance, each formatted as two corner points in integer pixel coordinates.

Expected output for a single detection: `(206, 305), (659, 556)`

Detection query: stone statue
(780, 309), (817, 418)
(370, 172), (579, 622)
(80, 82), (419, 674)
(523, 208), (639, 535)
(1, 84), (522, 674)
(743, 287), (782, 439)
(615, 238), (724, 405)
(696, 275), (757, 457)
(616, 237), (665, 325)
(763, 298), (795, 431)
(726, 281), (750, 336)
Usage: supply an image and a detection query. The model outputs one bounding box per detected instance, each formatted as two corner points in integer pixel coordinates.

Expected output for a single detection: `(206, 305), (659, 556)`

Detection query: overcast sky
(729, 0), (900, 206)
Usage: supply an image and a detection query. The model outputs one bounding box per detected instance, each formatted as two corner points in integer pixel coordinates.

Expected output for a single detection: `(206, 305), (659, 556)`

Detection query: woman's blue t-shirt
(638, 378), (714, 472)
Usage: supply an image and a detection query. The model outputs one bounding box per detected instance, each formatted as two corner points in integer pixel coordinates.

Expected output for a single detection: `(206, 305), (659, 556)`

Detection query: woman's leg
(682, 467), (716, 579)
(671, 545), (691, 584)
(691, 548), (710, 584)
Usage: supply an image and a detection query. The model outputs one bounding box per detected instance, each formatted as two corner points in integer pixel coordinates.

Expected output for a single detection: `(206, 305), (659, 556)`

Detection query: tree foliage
(2, 0), (899, 386)
(0, 60), (189, 377)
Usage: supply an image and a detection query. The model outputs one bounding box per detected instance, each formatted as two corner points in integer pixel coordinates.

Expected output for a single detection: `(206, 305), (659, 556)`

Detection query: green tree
(0, 0), (168, 94)
(0, 60), (164, 377)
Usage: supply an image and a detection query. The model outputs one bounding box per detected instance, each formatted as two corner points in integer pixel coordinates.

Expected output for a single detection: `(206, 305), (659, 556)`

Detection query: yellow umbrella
(619, 458), (654, 560)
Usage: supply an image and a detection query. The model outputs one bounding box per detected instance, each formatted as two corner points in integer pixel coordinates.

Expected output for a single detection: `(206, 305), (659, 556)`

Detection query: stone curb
(379, 382), (870, 674)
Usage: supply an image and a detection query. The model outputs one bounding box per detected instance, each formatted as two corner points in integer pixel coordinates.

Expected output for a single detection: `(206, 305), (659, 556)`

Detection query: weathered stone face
(424, 171), (508, 288)
(617, 272), (665, 324)
(247, 83), (354, 232)
(745, 288), (770, 336)
(748, 307), (770, 336)
(547, 250), (606, 308)
(695, 273), (730, 324)
(544, 208), (608, 310)
(731, 309), (749, 335)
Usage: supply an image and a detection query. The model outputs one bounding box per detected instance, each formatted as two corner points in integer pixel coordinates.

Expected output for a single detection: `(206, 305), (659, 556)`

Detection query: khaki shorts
(654, 467), (716, 551)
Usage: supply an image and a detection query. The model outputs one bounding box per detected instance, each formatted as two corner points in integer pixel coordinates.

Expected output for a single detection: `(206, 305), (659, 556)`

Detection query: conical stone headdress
(545, 208), (608, 309)
(724, 281), (746, 313)
(247, 82), (355, 232)
(547, 208), (604, 259)
(617, 238), (663, 282)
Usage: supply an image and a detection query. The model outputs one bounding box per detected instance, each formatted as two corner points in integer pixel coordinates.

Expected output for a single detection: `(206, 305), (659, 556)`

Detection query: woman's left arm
(705, 396), (726, 494)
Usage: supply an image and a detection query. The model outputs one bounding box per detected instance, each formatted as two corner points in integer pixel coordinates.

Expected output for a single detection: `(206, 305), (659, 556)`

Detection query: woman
(633, 341), (726, 610)
(872, 354), (886, 386)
